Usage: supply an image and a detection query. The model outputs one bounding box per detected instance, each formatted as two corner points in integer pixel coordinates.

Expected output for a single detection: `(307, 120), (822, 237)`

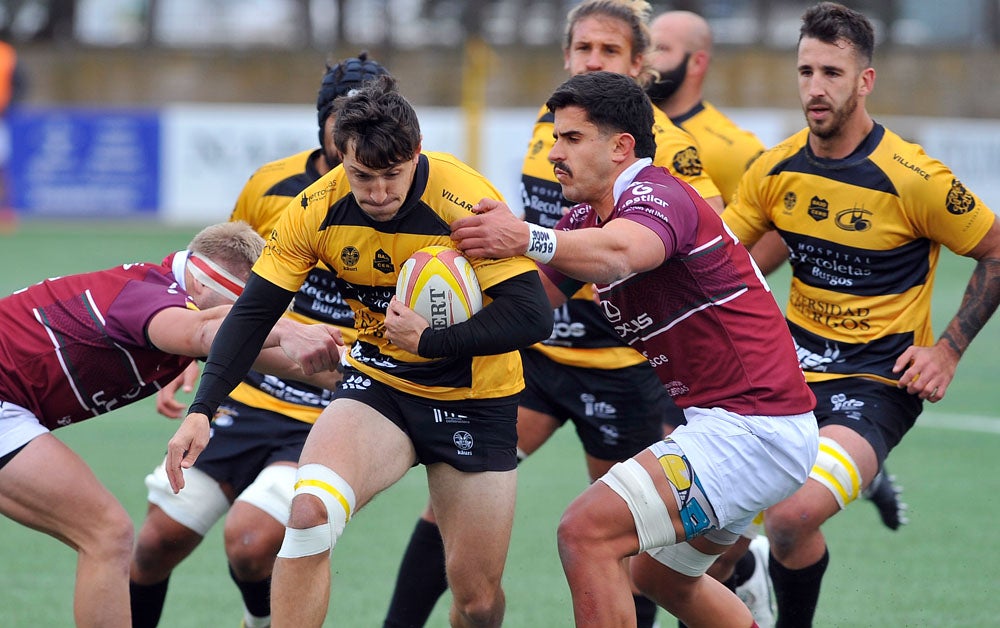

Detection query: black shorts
(333, 367), (519, 472)
(194, 399), (311, 495)
(809, 377), (922, 466)
(519, 348), (674, 460)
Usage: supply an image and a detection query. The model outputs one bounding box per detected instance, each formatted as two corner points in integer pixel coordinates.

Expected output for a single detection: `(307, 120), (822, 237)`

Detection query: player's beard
(806, 84), (860, 140)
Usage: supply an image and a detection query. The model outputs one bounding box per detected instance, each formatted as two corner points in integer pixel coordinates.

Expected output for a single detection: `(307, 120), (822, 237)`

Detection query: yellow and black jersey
(672, 100), (766, 205)
(256, 151), (537, 400)
(723, 124), (996, 385)
(228, 148), (351, 422)
(519, 103), (720, 370)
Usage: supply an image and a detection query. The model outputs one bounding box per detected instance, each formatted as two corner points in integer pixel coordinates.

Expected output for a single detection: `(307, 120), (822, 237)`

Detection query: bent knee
(451, 587), (504, 627)
(287, 493), (330, 529)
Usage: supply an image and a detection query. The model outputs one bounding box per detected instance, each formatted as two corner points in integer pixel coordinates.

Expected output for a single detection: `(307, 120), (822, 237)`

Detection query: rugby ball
(396, 246), (483, 330)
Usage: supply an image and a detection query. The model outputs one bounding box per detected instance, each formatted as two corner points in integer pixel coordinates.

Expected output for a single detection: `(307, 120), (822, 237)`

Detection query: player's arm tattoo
(940, 258), (1000, 357)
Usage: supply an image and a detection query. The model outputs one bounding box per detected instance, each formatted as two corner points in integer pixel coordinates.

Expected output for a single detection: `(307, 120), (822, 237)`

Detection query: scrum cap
(316, 51), (389, 130)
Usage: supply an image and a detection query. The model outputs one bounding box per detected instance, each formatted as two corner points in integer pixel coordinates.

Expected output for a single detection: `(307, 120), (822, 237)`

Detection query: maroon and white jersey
(0, 253), (194, 429)
(546, 164), (815, 417)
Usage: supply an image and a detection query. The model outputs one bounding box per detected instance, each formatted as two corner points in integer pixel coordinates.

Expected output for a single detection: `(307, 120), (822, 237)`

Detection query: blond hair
(187, 221), (265, 282)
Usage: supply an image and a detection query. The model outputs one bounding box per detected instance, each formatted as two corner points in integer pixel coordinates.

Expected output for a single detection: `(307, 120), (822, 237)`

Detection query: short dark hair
(800, 2), (874, 66)
(332, 75), (421, 170)
(545, 71), (656, 160)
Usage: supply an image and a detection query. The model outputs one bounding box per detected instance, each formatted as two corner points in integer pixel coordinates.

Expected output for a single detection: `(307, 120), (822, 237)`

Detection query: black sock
(229, 564), (271, 619)
(633, 593), (658, 628)
(383, 518), (448, 628)
(769, 547), (829, 628)
(129, 578), (169, 628)
(723, 548), (757, 591)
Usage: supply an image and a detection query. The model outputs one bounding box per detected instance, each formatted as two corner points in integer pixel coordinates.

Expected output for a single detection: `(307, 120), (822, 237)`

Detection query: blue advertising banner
(7, 108), (160, 217)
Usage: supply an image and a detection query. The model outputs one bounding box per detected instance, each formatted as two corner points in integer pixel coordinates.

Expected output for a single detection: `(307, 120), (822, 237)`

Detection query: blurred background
(1, 0), (999, 223)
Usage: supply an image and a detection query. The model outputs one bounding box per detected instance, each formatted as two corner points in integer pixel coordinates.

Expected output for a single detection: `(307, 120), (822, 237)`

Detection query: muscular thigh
(0, 434), (123, 539)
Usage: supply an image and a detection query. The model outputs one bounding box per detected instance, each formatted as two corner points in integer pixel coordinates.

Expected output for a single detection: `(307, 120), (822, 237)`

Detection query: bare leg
(0, 435), (134, 627)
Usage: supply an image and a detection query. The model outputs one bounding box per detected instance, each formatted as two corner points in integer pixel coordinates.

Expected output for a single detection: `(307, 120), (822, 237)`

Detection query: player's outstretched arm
(452, 198), (665, 284)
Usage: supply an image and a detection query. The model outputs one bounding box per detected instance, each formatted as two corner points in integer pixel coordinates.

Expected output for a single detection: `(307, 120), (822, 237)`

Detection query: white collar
(612, 158), (653, 207)
(171, 250), (190, 293)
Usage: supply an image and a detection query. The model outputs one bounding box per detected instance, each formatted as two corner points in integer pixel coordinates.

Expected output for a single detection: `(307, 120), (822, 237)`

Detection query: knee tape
(276, 463), (356, 559)
(236, 463), (296, 526)
(601, 458), (676, 552)
(810, 436), (861, 509)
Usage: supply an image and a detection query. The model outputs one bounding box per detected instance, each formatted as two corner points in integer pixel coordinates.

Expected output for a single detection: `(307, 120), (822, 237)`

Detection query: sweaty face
(341, 142), (418, 222)
(797, 37), (864, 141)
(564, 15), (642, 78)
(548, 105), (620, 208)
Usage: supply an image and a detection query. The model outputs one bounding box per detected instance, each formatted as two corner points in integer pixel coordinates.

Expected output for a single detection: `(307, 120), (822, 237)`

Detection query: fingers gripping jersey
(229, 148), (352, 422)
(256, 151), (537, 401)
(520, 104), (721, 370)
(671, 101), (766, 205)
(722, 124), (996, 385)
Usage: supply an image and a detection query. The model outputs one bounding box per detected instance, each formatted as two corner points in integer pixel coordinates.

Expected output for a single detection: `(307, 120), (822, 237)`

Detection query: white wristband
(525, 223), (557, 263)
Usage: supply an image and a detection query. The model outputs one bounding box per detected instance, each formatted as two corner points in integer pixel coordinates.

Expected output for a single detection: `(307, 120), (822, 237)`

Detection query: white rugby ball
(396, 246), (483, 330)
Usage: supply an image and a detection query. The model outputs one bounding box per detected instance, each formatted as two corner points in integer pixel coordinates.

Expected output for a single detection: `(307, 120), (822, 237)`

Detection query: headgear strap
(188, 254), (246, 301)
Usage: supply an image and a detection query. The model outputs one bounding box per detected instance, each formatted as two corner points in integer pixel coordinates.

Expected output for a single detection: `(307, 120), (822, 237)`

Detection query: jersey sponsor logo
(433, 408), (469, 424)
(441, 188), (474, 210)
(580, 393), (617, 419)
(808, 196), (829, 221)
(783, 191), (797, 214)
(600, 299), (622, 323)
(794, 338), (844, 371)
(835, 207), (873, 232)
(373, 249), (394, 274)
(643, 352), (670, 367)
(892, 153), (931, 180)
(340, 246), (360, 268)
(453, 430), (474, 455)
(945, 179), (976, 215)
(529, 138), (545, 158)
(599, 423), (620, 445)
(614, 312), (654, 337)
(664, 380), (689, 397)
(672, 146), (703, 177)
(212, 405), (238, 427)
(340, 373), (372, 390)
(789, 242), (873, 289)
(789, 294), (871, 331)
(548, 304), (586, 340)
(829, 392), (865, 421)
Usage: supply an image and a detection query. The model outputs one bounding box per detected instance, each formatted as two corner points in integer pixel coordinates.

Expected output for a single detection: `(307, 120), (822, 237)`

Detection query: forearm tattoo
(940, 258), (1000, 357)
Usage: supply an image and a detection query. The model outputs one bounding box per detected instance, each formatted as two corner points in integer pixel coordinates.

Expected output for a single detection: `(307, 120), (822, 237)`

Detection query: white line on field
(916, 413), (1000, 434)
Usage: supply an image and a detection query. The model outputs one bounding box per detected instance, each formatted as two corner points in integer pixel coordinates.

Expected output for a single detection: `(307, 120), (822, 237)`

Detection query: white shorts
(0, 400), (50, 458)
(667, 406), (818, 535)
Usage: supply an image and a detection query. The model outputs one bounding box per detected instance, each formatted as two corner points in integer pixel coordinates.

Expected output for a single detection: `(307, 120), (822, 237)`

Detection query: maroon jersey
(0, 253), (194, 429)
(546, 165), (815, 417)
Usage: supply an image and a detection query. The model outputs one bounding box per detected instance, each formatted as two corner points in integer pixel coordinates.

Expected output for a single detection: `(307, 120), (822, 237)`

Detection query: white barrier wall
(9, 105), (1000, 223)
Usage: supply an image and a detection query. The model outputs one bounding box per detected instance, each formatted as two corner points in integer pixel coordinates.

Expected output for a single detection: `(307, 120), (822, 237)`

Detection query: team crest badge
(835, 207), (872, 232)
(672, 146), (703, 177)
(946, 179), (976, 215)
(530, 139), (544, 157)
(808, 196), (829, 221)
(783, 191), (797, 214)
(373, 249), (394, 274)
(341, 246), (360, 269)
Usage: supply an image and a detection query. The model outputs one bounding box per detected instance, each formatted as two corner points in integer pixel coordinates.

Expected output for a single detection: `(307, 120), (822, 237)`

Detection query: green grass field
(0, 221), (998, 626)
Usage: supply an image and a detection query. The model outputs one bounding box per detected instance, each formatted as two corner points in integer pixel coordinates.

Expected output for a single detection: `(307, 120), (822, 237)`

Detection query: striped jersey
(255, 151), (538, 401)
(722, 124), (996, 385)
(544, 164), (815, 416)
(0, 255), (193, 429)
